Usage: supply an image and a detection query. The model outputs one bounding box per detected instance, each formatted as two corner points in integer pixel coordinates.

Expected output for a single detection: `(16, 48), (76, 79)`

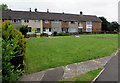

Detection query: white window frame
(45, 20), (50, 23)
(35, 20), (40, 23)
(53, 20), (60, 23)
(86, 21), (92, 32)
(11, 19), (20, 23)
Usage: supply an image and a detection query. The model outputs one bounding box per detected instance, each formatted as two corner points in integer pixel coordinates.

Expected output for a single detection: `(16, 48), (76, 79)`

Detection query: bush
(18, 25), (29, 37)
(57, 32), (70, 36)
(2, 20), (26, 81)
(52, 31), (58, 36)
(40, 33), (48, 37)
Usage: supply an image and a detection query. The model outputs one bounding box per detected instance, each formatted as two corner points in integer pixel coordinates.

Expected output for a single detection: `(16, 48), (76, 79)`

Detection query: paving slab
(19, 71), (45, 81)
(19, 55), (113, 81)
(63, 63), (78, 79)
(41, 67), (64, 81)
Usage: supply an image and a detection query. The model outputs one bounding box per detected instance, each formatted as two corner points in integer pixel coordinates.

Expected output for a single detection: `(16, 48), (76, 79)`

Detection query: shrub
(18, 25), (29, 37)
(52, 31), (58, 36)
(2, 20), (26, 81)
(57, 32), (70, 36)
(40, 33), (48, 37)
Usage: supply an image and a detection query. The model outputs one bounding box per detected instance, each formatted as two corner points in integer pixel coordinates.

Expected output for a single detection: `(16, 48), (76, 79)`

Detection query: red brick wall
(82, 22), (86, 32)
(62, 22), (69, 28)
(82, 21), (101, 32)
(43, 21), (51, 28)
(92, 22), (102, 32)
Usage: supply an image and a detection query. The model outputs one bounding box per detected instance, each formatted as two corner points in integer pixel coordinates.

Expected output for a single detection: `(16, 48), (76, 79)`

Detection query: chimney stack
(35, 8), (37, 12)
(29, 8), (31, 12)
(47, 9), (49, 13)
(80, 11), (83, 15)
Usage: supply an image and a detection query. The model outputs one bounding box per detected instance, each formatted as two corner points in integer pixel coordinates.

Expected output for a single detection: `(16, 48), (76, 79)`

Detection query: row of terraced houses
(1, 9), (102, 35)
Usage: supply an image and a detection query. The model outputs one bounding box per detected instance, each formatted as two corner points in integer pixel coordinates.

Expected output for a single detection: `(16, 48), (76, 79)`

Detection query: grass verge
(25, 34), (117, 74)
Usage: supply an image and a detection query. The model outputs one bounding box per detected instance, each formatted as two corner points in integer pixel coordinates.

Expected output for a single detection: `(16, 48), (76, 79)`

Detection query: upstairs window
(79, 22), (83, 27)
(35, 20), (40, 23)
(12, 19), (20, 23)
(63, 21), (68, 24)
(53, 20), (60, 23)
(24, 19), (29, 23)
(71, 21), (75, 24)
(45, 20), (50, 23)
(86, 21), (92, 25)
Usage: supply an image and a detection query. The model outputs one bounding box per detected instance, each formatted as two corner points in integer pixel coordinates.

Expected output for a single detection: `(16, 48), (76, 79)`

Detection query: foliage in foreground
(2, 20), (26, 81)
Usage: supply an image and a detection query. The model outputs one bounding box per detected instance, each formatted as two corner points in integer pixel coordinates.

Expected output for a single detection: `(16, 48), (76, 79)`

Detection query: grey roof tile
(1, 10), (102, 22)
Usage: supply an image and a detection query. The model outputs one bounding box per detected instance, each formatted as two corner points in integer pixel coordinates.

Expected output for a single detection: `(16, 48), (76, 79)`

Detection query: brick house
(1, 9), (102, 35)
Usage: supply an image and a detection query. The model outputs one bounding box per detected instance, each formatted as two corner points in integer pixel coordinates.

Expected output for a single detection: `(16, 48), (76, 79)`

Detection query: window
(86, 28), (92, 32)
(78, 28), (83, 32)
(71, 21), (75, 24)
(54, 20), (60, 23)
(62, 28), (64, 32)
(35, 20), (40, 23)
(36, 28), (40, 33)
(63, 21), (67, 24)
(53, 28), (58, 31)
(45, 20), (49, 23)
(62, 28), (68, 32)
(43, 28), (46, 31)
(28, 27), (32, 32)
(69, 28), (77, 32)
(49, 28), (51, 32)
(24, 19), (29, 23)
(79, 22), (83, 27)
(86, 21), (92, 25)
(12, 19), (20, 23)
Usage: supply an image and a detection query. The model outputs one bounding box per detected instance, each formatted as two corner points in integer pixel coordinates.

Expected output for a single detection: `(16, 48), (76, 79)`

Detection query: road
(94, 51), (120, 83)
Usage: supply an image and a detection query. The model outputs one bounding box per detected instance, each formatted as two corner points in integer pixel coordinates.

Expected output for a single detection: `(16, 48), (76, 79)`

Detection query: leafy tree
(99, 17), (109, 32)
(109, 21), (119, 32)
(0, 4), (8, 10)
(2, 20), (26, 81)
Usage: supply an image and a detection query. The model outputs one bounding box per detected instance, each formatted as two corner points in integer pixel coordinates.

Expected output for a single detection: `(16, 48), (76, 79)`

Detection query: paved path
(19, 56), (113, 81)
(94, 51), (119, 83)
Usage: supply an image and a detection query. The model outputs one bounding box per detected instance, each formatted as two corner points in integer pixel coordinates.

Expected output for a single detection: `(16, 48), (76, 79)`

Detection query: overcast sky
(0, 0), (119, 22)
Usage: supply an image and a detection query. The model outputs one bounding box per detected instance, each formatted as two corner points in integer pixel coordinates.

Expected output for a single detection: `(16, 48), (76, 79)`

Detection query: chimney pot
(35, 8), (37, 12)
(47, 9), (49, 13)
(80, 11), (83, 15)
(29, 8), (31, 12)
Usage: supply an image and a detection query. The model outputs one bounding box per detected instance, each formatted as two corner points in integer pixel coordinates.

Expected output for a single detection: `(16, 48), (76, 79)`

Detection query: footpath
(19, 55), (113, 81)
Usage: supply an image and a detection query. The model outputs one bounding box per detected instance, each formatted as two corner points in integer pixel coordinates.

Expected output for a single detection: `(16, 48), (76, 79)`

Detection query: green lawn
(60, 68), (103, 83)
(25, 34), (118, 74)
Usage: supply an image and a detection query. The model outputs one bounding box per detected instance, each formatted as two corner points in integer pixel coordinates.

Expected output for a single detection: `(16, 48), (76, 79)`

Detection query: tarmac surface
(94, 50), (119, 83)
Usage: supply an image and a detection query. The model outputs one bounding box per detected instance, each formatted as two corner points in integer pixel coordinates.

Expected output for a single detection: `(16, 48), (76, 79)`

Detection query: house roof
(0, 10), (102, 22)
